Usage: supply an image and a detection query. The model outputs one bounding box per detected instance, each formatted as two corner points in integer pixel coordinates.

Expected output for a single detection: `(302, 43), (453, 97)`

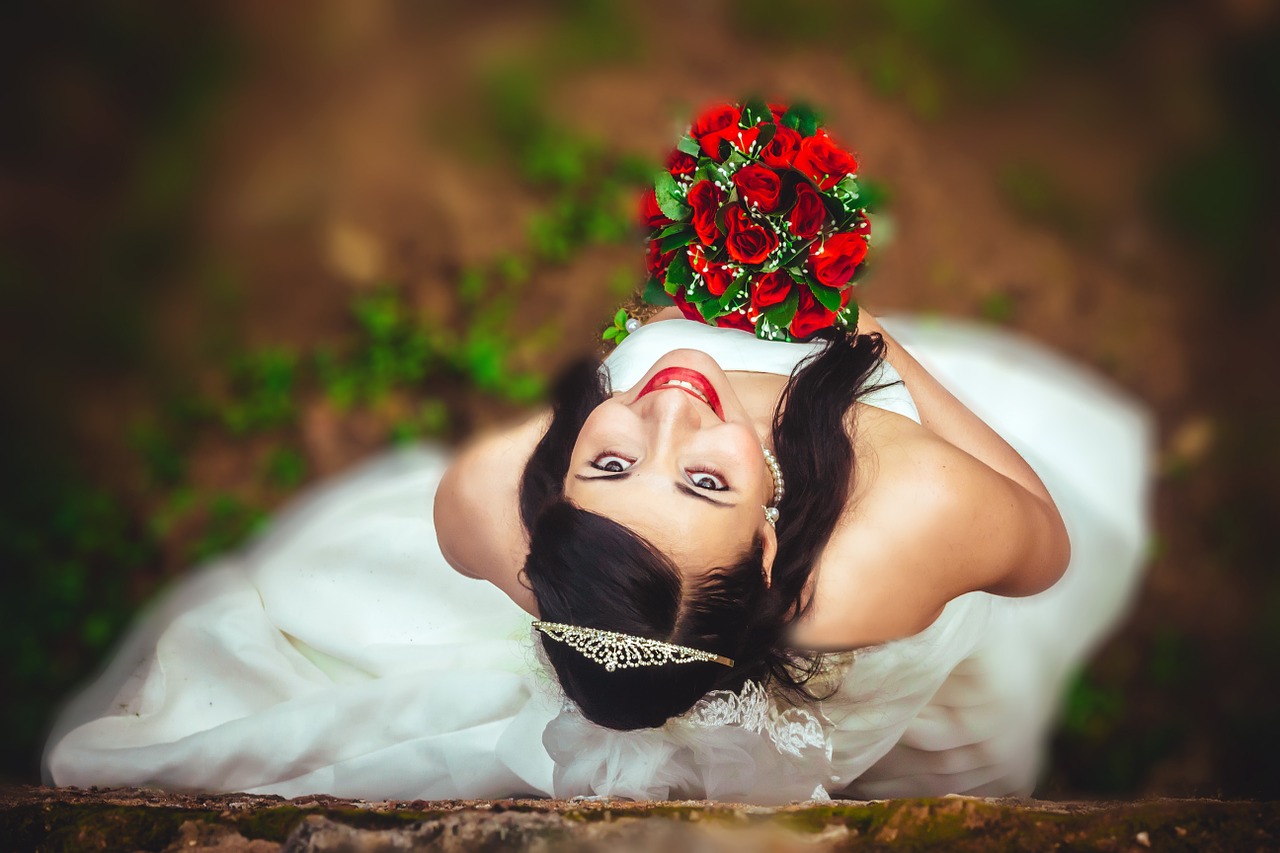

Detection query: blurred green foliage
(1149, 140), (1270, 305)
(482, 63), (653, 269)
(0, 450), (151, 779)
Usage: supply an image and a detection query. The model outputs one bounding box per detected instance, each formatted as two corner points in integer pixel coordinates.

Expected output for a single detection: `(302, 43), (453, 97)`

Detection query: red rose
(687, 180), (725, 246)
(704, 125), (763, 160)
(666, 150), (697, 178)
(788, 183), (826, 238)
(646, 240), (675, 279)
(768, 102), (789, 122)
(702, 263), (734, 296)
(691, 103), (740, 140)
(809, 232), (867, 288)
(760, 126), (801, 169)
(671, 289), (704, 322)
(723, 205), (779, 265)
(732, 164), (782, 212)
(792, 131), (858, 190)
(729, 124), (762, 156)
(789, 285), (844, 339)
(691, 104), (741, 159)
(751, 270), (793, 311)
(698, 120), (763, 160)
(715, 309), (754, 332)
(641, 187), (674, 229)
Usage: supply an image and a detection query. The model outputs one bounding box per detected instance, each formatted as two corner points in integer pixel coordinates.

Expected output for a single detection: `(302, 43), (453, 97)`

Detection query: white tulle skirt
(43, 316), (1153, 803)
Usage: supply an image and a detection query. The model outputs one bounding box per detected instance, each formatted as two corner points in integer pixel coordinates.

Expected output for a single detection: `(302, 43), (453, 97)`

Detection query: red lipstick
(636, 367), (724, 420)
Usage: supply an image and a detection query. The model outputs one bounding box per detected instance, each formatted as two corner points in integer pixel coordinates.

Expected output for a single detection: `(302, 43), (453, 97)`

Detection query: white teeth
(660, 379), (709, 404)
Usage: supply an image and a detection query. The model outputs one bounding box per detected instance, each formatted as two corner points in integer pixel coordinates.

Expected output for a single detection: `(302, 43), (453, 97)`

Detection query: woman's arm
(433, 410), (549, 613)
(858, 309), (1071, 597)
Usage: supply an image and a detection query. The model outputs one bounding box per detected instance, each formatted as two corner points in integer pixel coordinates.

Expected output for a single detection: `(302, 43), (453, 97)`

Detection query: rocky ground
(4, 785), (1279, 852)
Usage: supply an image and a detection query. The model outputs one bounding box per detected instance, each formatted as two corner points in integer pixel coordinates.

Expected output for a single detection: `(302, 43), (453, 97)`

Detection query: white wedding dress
(43, 317), (1153, 803)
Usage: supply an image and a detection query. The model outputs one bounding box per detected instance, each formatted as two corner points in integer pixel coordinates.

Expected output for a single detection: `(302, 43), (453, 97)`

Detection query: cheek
(723, 433), (767, 478)
(568, 401), (642, 477)
(573, 402), (624, 451)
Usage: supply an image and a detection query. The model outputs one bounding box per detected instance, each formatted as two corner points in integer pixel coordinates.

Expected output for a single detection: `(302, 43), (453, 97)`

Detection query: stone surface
(3, 785), (1278, 852)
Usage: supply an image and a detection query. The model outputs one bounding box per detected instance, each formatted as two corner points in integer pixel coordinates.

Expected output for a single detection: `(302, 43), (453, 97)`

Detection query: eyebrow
(573, 473), (735, 508)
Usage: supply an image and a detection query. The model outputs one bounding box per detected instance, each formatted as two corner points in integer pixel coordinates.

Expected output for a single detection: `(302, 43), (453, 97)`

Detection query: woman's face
(563, 349), (778, 579)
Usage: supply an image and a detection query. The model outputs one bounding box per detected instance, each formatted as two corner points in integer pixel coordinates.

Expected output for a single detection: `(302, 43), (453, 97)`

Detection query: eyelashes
(685, 467), (728, 491)
(589, 452), (730, 492)
(589, 453), (633, 474)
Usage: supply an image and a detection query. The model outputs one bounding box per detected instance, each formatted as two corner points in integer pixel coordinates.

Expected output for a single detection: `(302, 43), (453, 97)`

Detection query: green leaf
(658, 225), (696, 253)
(835, 175), (860, 197)
(820, 191), (847, 222)
(697, 298), (721, 322)
(718, 271), (750, 310)
(665, 250), (694, 292)
(741, 98), (771, 127)
(809, 281), (845, 312)
(643, 276), (675, 306)
(762, 285), (800, 329)
(857, 179), (891, 213)
(685, 280), (716, 303)
(755, 315), (787, 341)
(753, 121), (776, 154)
(603, 326), (620, 341)
(837, 301), (859, 331)
(776, 238), (815, 269)
(657, 223), (690, 239)
(782, 104), (820, 137)
(654, 171), (691, 220)
(614, 308), (628, 328)
(677, 135), (701, 156)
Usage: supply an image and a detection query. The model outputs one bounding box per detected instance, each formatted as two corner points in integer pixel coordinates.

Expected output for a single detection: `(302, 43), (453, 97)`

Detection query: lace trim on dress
(684, 680), (830, 759)
(540, 674), (839, 802)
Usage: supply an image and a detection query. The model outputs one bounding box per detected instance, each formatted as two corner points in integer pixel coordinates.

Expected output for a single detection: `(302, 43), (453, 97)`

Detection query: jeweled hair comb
(532, 621), (734, 671)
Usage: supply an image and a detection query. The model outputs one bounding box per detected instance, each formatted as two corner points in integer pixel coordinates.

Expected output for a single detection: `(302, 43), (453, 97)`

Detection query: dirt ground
(5, 0), (1278, 797)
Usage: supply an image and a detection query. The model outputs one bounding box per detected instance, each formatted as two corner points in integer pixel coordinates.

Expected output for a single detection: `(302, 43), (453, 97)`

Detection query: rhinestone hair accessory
(762, 446), (785, 527)
(532, 622), (734, 671)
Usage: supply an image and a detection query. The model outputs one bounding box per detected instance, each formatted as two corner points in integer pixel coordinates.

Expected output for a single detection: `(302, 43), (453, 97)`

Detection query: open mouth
(636, 367), (724, 420)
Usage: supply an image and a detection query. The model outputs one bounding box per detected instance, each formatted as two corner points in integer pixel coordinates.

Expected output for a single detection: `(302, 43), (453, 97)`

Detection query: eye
(687, 468), (728, 491)
(590, 452), (634, 473)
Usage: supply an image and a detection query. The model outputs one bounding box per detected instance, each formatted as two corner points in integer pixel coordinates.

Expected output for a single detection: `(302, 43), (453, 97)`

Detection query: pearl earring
(762, 446), (784, 527)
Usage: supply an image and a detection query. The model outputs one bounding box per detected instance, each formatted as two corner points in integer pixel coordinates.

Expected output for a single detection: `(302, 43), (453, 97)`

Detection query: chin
(645, 349), (729, 381)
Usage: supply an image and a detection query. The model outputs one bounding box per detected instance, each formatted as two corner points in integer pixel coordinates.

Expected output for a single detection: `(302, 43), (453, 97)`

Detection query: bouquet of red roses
(640, 100), (870, 342)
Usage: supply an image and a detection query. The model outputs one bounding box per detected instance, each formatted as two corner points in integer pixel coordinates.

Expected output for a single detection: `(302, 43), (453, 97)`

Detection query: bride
(43, 103), (1152, 803)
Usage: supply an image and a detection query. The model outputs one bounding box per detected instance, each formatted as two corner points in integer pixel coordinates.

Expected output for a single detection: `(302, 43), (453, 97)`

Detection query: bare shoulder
(790, 404), (1069, 650)
(433, 411), (548, 610)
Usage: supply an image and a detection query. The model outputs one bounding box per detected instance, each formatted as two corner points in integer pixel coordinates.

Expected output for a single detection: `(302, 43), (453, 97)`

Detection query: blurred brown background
(2, 0), (1277, 796)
